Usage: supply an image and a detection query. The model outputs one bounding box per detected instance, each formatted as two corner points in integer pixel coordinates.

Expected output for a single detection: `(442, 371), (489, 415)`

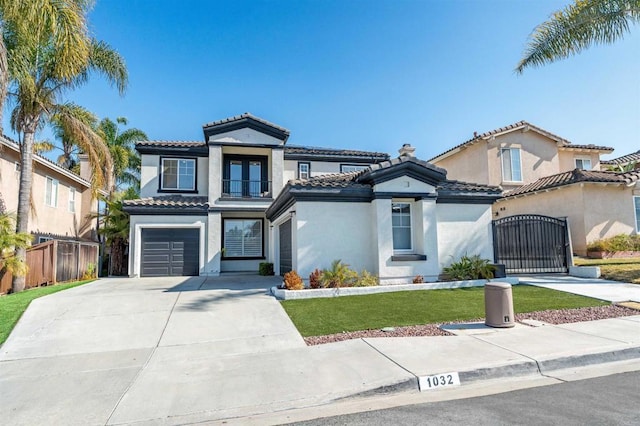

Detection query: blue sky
(7, 0), (639, 161)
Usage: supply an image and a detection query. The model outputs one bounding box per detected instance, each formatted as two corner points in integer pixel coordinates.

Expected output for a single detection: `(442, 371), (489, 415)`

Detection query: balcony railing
(222, 180), (272, 198)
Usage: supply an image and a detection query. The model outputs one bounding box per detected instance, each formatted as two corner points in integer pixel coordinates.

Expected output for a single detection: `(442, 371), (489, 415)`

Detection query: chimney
(78, 154), (91, 181)
(398, 143), (416, 158)
(473, 131), (478, 138)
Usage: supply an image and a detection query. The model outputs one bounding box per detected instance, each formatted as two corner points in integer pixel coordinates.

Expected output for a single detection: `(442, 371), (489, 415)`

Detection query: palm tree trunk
(110, 236), (124, 276)
(13, 127), (37, 292)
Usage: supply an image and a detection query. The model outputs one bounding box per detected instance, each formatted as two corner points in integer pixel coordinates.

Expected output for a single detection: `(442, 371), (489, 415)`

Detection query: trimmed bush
(309, 268), (322, 289)
(587, 234), (640, 253)
(442, 255), (495, 280)
(354, 270), (379, 287)
(413, 275), (424, 284)
(283, 270), (304, 290)
(259, 262), (274, 276)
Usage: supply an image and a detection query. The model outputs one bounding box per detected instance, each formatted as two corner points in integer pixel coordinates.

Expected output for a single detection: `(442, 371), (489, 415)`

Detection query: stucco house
(0, 135), (101, 243)
(429, 121), (639, 255)
(123, 113), (501, 281)
(602, 150), (640, 171)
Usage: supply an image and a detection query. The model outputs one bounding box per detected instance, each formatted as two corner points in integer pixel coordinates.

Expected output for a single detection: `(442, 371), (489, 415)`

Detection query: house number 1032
(419, 372), (461, 391)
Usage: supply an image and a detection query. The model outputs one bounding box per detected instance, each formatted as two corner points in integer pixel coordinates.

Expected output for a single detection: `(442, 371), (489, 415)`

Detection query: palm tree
(98, 197), (129, 276)
(516, 0), (640, 73)
(0, 212), (32, 284)
(50, 104), (99, 170)
(97, 117), (147, 196)
(4, 2), (127, 292)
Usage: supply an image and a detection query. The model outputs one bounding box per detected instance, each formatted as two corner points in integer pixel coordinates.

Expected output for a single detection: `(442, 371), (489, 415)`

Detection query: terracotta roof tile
(136, 141), (206, 148)
(428, 120), (614, 162)
(504, 169), (640, 197)
(123, 195), (209, 209)
(602, 150), (640, 165)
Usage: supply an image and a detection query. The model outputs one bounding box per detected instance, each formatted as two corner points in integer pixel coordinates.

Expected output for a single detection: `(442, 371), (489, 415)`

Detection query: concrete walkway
(520, 275), (640, 303)
(1, 275), (640, 425)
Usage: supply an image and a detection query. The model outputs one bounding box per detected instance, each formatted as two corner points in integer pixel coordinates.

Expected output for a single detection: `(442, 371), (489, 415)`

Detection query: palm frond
(517, 0), (640, 73)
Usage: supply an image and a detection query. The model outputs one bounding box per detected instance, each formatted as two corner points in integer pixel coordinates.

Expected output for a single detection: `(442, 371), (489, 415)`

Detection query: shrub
(81, 263), (97, 280)
(587, 234), (640, 253)
(413, 275), (424, 284)
(309, 268), (322, 289)
(442, 255), (495, 281)
(259, 262), (274, 276)
(321, 259), (357, 288)
(354, 270), (379, 287)
(283, 270), (304, 290)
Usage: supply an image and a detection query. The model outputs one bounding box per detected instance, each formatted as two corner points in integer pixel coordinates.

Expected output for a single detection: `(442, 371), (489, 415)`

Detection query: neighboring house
(0, 135), (100, 243)
(123, 113), (501, 281)
(495, 169), (640, 255)
(601, 150), (640, 171)
(428, 120), (613, 192)
(429, 121), (638, 256)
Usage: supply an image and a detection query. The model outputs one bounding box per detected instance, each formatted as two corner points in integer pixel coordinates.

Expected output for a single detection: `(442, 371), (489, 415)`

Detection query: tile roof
(601, 150), (640, 165)
(136, 141), (205, 148)
(366, 155), (447, 175)
(202, 112), (290, 135)
(504, 169), (640, 197)
(288, 170), (370, 189)
(428, 120), (614, 162)
(284, 145), (390, 160)
(123, 195), (209, 209)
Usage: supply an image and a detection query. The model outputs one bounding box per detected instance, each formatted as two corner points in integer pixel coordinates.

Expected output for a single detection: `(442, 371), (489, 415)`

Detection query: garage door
(141, 228), (199, 276)
(279, 219), (292, 275)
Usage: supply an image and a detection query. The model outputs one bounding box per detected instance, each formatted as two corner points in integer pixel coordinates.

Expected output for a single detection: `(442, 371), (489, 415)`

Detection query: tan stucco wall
(495, 183), (637, 255)
(558, 150), (602, 171)
(0, 149), (97, 241)
(432, 141), (489, 185)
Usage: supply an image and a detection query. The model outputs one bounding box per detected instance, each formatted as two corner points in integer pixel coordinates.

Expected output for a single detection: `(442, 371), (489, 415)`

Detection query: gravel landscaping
(303, 305), (639, 346)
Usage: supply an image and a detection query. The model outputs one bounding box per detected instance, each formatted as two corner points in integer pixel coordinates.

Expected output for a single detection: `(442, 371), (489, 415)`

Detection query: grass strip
(281, 285), (608, 337)
(0, 280), (95, 345)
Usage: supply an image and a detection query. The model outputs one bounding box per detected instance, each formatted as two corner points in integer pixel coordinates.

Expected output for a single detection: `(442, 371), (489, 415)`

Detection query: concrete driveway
(0, 275), (306, 425)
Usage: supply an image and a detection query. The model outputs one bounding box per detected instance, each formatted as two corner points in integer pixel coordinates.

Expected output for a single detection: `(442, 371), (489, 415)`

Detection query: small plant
(413, 275), (424, 284)
(81, 263), (97, 280)
(442, 255), (495, 280)
(354, 270), (379, 287)
(321, 259), (357, 288)
(283, 270), (304, 290)
(309, 268), (322, 289)
(259, 262), (274, 276)
(587, 234), (640, 253)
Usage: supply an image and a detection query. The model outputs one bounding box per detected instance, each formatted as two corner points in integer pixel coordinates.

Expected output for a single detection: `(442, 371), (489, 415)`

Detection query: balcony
(222, 179), (272, 199)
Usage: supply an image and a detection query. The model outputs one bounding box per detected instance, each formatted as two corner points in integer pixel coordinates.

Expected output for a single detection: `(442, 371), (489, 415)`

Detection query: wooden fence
(0, 240), (99, 294)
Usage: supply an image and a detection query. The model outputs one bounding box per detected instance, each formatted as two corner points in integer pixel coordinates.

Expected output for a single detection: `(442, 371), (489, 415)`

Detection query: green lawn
(0, 280), (94, 345)
(574, 257), (640, 284)
(281, 285), (608, 337)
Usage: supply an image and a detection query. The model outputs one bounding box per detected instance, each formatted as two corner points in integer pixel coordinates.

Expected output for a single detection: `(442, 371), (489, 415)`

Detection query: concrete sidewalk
(1, 276), (640, 425)
(519, 275), (640, 303)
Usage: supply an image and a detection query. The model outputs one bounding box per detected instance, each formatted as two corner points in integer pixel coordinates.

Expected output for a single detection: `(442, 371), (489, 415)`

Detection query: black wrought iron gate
(492, 214), (571, 274)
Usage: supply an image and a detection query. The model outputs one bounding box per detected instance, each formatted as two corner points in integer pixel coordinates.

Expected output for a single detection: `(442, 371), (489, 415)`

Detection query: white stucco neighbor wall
(128, 215), (207, 277)
(436, 204), (494, 269)
(295, 201), (374, 279)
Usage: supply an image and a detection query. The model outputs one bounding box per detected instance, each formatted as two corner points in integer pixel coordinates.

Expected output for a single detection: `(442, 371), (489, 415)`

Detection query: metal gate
(279, 219), (292, 275)
(493, 214), (570, 274)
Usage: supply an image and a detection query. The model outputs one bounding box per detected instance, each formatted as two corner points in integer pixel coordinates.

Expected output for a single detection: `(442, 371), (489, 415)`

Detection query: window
(14, 162), (20, 172)
(68, 188), (76, 212)
(223, 219), (263, 258)
(298, 162), (310, 179)
(501, 148), (522, 182)
(223, 156), (268, 198)
(45, 177), (58, 207)
(575, 158), (592, 170)
(392, 202), (412, 251)
(341, 164), (368, 173)
(635, 197), (640, 232)
(161, 158), (196, 191)
(37, 236), (52, 244)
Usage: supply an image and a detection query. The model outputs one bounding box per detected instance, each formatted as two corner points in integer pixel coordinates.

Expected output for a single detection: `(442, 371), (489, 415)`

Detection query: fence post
(52, 240), (58, 284)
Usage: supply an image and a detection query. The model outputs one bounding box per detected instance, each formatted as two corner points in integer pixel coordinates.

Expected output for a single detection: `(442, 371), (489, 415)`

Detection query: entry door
(279, 219), (292, 275)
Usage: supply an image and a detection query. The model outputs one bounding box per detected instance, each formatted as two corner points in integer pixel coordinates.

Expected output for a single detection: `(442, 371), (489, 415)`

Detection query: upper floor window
(341, 164), (368, 173)
(223, 156), (269, 198)
(161, 158), (196, 191)
(575, 158), (592, 170)
(501, 148), (522, 182)
(298, 162), (310, 179)
(68, 187), (76, 212)
(45, 177), (58, 207)
(38, 236), (53, 244)
(392, 202), (412, 252)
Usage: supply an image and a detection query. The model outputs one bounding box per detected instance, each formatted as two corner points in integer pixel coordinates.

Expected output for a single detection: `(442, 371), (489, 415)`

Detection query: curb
(537, 346), (640, 373)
